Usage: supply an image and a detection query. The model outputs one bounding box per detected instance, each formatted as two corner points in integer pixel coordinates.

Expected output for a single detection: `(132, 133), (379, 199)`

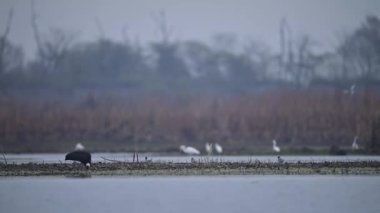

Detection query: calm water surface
(1, 176), (380, 213)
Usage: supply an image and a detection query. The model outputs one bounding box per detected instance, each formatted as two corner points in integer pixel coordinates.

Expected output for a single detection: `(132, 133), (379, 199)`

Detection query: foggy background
(1, 0), (380, 59)
(0, 0), (380, 153)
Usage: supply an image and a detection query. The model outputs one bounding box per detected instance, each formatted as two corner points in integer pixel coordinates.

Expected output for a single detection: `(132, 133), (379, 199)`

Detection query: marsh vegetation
(1, 160), (380, 176)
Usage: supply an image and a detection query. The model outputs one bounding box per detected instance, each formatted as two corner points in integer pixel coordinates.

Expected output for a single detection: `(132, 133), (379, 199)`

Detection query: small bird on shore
(144, 156), (152, 162)
(191, 157), (197, 163)
(352, 136), (359, 150)
(65, 150), (91, 169)
(272, 140), (281, 153)
(214, 143), (223, 154)
(75, 143), (85, 151)
(277, 156), (284, 164)
(180, 145), (200, 155)
(205, 143), (213, 155)
(329, 145), (347, 156)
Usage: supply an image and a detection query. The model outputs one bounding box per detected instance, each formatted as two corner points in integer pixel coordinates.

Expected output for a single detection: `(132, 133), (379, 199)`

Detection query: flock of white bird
(75, 135), (359, 157)
(179, 135), (360, 156)
(75, 136), (359, 155)
(73, 85), (361, 157)
(180, 142), (223, 155)
(179, 140), (280, 155)
(272, 136), (360, 152)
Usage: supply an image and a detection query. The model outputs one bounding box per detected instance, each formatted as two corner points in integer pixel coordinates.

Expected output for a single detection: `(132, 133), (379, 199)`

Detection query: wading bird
(343, 84), (356, 96)
(180, 145), (200, 155)
(214, 143), (223, 154)
(352, 136), (359, 150)
(144, 156), (152, 162)
(277, 156), (284, 164)
(205, 143), (213, 155)
(75, 143), (85, 151)
(65, 150), (91, 168)
(272, 140), (281, 153)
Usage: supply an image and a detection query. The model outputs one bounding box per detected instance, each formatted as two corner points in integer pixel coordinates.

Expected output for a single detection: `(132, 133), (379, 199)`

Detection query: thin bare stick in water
(2, 153), (7, 165)
(101, 156), (124, 163)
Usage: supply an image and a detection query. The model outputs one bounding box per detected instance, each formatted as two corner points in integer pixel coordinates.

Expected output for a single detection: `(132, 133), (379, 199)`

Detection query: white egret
(343, 84), (356, 96)
(75, 143), (85, 151)
(205, 143), (213, 155)
(352, 136), (359, 150)
(272, 140), (280, 153)
(180, 145), (200, 155)
(350, 84), (356, 95)
(214, 143), (223, 154)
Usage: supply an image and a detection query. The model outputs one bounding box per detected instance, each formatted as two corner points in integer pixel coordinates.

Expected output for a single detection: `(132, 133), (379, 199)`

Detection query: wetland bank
(2, 160), (380, 176)
(1, 2), (380, 213)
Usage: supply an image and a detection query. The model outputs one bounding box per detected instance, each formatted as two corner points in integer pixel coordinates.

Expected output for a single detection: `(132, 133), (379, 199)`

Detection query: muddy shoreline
(1, 161), (380, 176)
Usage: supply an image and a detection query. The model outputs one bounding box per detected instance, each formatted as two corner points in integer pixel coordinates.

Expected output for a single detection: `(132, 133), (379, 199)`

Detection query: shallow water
(3, 153), (380, 164)
(1, 176), (380, 213)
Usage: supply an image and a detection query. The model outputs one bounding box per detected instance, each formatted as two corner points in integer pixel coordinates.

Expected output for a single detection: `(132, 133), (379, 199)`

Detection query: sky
(1, 0), (380, 59)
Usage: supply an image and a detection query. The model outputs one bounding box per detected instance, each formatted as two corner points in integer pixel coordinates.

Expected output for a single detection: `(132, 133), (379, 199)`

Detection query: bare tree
(278, 19), (321, 86)
(152, 11), (174, 44)
(95, 17), (107, 39)
(212, 33), (238, 53)
(30, 0), (76, 72)
(243, 39), (272, 81)
(337, 16), (380, 81)
(279, 18), (294, 75)
(121, 24), (130, 44)
(294, 35), (316, 86)
(0, 7), (14, 74)
(151, 11), (188, 79)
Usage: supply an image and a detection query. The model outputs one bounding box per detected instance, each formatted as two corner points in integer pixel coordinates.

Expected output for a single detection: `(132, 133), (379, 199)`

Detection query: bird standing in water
(180, 145), (200, 155)
(352, 136), (359, 150)
(214, 143), (223, 154)
(205, 143), (213, 155)
(277, 156), (284, 164)
(272, 140), (281, 153)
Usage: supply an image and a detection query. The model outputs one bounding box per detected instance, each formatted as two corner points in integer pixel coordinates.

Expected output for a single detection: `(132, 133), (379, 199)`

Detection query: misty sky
(1, 0), (380, 59)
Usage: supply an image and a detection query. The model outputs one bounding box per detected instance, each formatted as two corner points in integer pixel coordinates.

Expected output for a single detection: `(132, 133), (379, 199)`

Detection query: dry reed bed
(0, 88), (379, 152)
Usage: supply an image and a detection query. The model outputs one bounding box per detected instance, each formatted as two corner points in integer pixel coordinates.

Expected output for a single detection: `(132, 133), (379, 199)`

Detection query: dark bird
(65, 150), (91, 168)
(277, 155), (284, 164)
(329, 145), (347, 156)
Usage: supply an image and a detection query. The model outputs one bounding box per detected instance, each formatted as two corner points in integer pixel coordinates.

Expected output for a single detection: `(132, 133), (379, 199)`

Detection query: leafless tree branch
(30, 0), (43, 55)
(2, 7), (13, 39)
(95, 17), (106, 39)
(152, 10), (174, 44)
(0, 7), (14, 73)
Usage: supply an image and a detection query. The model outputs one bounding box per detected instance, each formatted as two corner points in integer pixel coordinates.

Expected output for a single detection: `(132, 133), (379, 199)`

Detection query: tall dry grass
(0, 88), (379, 152)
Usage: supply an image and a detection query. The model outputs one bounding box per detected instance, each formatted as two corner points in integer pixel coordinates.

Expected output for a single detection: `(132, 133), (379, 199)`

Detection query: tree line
(0, 11), (380, 96)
